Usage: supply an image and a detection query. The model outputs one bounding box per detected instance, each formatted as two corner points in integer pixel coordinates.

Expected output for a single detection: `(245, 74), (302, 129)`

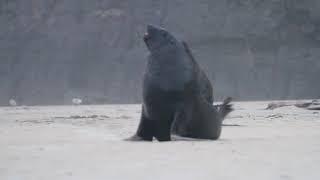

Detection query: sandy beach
(1, 101), (320, 180)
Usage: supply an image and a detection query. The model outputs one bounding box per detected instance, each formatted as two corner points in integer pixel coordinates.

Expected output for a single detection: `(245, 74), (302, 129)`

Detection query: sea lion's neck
(149, 48), (189, 70)
(149, 44), (179, 56)
(144, 47), (193, 91)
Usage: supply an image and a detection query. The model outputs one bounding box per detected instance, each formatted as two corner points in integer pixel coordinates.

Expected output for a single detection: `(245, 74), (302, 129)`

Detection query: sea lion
(129, 25), (232, 141)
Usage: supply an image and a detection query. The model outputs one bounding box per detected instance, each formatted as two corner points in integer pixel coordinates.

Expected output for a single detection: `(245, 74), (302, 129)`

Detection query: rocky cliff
(0, 0), (319, 105)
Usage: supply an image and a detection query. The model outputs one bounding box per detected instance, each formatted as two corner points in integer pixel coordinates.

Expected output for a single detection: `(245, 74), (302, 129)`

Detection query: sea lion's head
(143, 24), (180, 53)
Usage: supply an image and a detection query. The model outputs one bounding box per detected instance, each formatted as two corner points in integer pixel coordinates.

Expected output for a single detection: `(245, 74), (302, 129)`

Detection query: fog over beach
(0, 1), (320, 179)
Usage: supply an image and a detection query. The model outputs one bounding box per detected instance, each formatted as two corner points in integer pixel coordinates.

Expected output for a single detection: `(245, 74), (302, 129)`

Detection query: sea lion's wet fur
(130, 25), (232, 141)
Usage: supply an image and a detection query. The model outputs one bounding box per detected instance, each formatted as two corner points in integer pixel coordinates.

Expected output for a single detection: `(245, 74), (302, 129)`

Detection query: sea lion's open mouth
(144, 25), (159, 42)
(143, 32), (150, 42)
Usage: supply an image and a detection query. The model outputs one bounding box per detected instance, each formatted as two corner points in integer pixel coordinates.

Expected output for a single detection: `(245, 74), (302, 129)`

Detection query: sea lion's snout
(143, 32), (150, 42)
(144, 24), (173, 51)
(144, 25), (156, 40)
(144, 25), (163, 40)
(144, 25), (157, 43)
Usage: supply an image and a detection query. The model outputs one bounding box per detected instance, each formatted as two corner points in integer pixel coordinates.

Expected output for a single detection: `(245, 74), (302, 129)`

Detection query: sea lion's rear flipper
(218, 97), (233, 119)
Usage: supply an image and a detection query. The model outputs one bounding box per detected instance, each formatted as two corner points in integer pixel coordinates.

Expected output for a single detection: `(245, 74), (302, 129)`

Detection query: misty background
(0, 0), (319, 106)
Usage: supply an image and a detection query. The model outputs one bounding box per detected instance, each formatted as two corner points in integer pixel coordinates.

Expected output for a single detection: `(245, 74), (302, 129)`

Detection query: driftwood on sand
(266, 100), (320, 110)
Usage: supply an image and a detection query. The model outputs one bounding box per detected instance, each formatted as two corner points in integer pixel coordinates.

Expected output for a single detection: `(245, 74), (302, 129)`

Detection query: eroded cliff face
(0, 0), (319, 105)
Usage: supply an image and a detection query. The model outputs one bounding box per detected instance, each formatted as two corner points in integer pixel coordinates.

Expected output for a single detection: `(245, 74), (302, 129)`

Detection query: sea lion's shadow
(170, 124), (244, 141)
(171, 136), (234, 142)
(124, 136), (235, 142)
(222, 123), (244, 127)
(171, 135), (212, 141)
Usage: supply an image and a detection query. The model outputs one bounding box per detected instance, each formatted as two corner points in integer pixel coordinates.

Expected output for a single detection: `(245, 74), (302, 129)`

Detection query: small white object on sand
(72, 98), (82, 105)
(9, 99), (17, 106)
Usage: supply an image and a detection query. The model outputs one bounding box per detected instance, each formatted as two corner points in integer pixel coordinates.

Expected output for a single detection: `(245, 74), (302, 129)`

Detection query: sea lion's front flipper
(126, 106), (153, 141)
